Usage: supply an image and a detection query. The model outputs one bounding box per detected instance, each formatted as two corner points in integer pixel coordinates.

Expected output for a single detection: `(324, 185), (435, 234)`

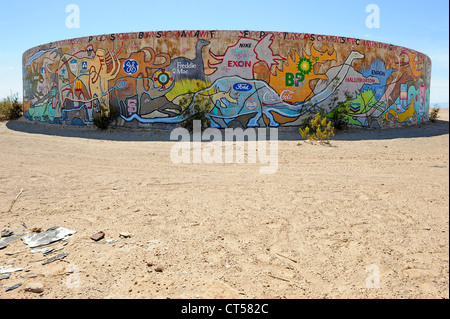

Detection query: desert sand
(0, 110), (448, 299)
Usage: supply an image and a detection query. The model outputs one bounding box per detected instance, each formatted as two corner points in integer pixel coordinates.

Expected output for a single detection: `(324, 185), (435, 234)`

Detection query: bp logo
(123, 59), (139, 75)
(297, 58), (313, 75)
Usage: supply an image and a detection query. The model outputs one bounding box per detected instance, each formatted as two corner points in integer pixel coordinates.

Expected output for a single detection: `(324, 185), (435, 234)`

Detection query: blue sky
(0, 0), (448, 104)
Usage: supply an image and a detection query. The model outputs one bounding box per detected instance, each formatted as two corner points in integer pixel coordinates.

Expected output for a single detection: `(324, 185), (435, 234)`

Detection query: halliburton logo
(233, 83), (253, 92)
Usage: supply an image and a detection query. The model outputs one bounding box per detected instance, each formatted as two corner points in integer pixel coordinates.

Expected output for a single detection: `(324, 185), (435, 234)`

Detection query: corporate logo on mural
(280, 90), (294, 102)
(263, 91), (281, 104)
(123, 59), (139, 75)
(153, 69), (173, 90)
(233, 83), (253, 92)
(285, 57), (315, 87)
(236, 43), (253, 52)
(285, 73), (305, 87)
(246, 101), (258, 110)
(69, 59), (78, 72)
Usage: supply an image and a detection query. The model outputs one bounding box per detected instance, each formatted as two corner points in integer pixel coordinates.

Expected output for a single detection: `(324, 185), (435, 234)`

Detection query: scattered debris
(90, 231), (105, 242)
(1, 229), (14, 237)
(119, 232), (133, 238)
(6, 282), (22, 292)
(0, 236), (19, 250)
(5, 250), (25, 256)
(275, 252), (298, 263)
(24, 282), (44, 294)
(6, 282), (22, 291)
(7, 188), (23, 213)
(0, 267), (24, 274)
(31, 247), (54, 255)
(267, 274), (290, 282)
(22, 222), (28, 229)
(42, 253), (69, 265)
(0, 274), (11, 280)
(21, 227), (76, 248)
(31, 227), (43, 233)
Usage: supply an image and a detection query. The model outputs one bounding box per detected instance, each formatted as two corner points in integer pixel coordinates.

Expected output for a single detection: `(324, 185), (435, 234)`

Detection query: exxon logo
(233, 83), (253, 92)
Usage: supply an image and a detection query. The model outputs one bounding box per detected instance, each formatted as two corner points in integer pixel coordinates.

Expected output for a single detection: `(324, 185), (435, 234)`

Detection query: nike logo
(236, 43), (253, 52)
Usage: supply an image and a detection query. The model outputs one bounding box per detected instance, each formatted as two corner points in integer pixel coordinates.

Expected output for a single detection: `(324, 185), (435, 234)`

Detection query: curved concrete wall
(22, 30), (432, 129)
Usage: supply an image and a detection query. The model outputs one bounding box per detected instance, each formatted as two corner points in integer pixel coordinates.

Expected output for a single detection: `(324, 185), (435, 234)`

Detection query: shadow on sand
(5, 117), (449, 142)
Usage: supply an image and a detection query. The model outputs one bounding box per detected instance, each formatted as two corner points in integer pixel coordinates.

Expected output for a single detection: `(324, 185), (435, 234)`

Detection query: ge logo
(124, 59), (139, 75)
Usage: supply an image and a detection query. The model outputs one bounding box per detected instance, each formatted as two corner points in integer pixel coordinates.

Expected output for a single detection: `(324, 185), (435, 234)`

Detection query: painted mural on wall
(22, 30), (432, 129)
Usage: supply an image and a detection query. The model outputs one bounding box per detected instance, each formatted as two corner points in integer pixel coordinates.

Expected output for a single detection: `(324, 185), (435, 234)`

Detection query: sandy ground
(0, 110), (448, 299)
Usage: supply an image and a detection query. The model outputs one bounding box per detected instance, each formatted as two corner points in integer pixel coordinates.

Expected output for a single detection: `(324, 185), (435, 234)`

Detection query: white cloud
(430, 77), (450, 103)
(430, 53), (449, 69)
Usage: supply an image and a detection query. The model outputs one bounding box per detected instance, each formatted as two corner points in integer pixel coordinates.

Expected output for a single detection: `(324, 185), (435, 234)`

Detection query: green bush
(329, 103), (350, 130)
(299, 112), (335, 143)
(179, 94), (211, 132)
(429, 108), (440, 122)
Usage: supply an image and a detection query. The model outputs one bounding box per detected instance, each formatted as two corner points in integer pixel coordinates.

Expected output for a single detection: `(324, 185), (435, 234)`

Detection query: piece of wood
(7, 188), (23, 213)
(275, 252), (298, 263)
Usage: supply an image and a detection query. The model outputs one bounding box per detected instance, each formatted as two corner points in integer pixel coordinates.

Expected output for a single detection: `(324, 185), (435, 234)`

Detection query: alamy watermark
(365, 264), (380, 288)
(65, 4), (80, 29)
(170, 120), (279, 174)
(365, 4), (380, 29)
(64, 264), (81, 289)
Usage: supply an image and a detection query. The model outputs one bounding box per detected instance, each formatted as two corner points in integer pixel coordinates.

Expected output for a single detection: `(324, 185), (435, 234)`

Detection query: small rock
(24, 282), (44, 293)
(21, 272), (39, 279)
(147, 268), (153, 273)
(119, 232), (132, 238)
(423, 227), (431, 230)
(154, 266), (164, 272)
(90, 231), (105, 241)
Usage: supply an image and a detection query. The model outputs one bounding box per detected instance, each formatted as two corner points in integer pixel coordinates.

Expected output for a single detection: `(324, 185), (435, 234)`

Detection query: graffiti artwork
(22, 30), (432, 128)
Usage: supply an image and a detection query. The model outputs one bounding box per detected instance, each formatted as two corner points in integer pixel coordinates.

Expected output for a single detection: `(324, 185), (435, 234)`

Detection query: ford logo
(233, 83), (253, 92)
